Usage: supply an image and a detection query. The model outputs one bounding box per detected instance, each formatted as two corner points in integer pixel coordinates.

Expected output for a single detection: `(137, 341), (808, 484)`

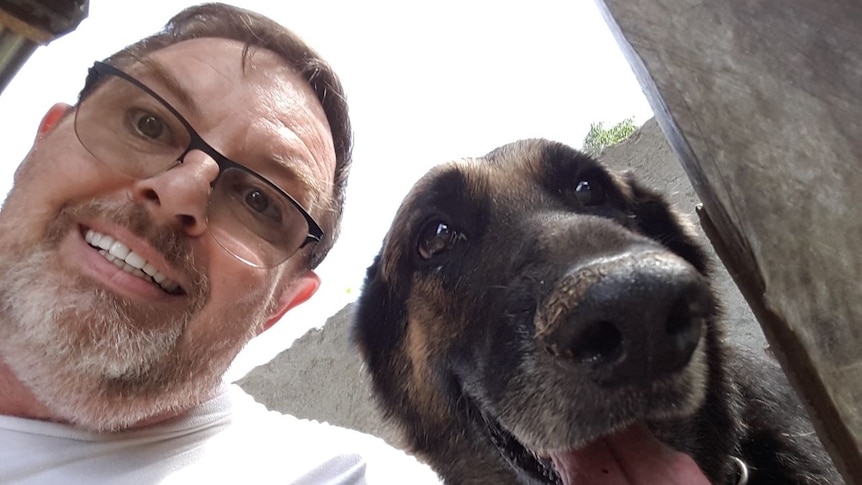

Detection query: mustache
(49, 198), (207, 294)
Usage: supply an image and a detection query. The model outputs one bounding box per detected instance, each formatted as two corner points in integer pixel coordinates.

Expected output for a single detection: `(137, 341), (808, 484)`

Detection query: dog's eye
(417, 221), (464, 259)
(575, 179), (607, 206)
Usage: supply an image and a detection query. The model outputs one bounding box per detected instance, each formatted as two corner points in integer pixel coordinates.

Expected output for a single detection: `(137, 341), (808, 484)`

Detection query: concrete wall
(237, 118), (762, 446)
(597, 3), (862, 479)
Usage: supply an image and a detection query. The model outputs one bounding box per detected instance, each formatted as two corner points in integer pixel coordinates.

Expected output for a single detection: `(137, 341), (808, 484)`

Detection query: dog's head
(353, 139), (722, 484)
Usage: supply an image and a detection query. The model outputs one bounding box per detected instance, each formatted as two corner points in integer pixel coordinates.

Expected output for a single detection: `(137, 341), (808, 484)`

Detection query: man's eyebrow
(136, 57), (202, 119)
(271, 154), (323, 207)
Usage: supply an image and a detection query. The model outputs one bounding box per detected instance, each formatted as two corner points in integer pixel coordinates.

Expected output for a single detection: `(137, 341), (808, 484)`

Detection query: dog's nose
(535, 252), (712, 386)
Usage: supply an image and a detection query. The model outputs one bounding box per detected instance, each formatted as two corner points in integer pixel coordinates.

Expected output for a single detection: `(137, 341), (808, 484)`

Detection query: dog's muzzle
(535, 251), (713, 386)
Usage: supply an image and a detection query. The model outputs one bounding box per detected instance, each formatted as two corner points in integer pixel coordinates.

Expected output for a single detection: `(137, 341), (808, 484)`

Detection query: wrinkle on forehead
(243, 46), (334, 157)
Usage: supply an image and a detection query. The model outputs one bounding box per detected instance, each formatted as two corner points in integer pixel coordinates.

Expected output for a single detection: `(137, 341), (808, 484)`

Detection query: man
(0, 3), (440, 483)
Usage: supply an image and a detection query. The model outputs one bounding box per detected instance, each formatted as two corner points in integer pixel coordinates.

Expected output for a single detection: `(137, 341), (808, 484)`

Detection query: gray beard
(0, 199), (258, 431)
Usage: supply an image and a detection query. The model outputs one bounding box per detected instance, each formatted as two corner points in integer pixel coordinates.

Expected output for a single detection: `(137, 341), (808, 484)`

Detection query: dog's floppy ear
(350, 253), (414, 414)
(623, 172), (711, 276)
(352, 253), (407, 361)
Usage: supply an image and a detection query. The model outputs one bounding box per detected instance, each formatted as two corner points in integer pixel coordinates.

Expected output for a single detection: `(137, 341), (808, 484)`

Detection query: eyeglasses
(74, 61), (324, 268)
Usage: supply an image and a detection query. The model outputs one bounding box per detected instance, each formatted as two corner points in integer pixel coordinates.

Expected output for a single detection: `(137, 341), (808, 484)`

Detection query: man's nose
(132, 150), (220, 236)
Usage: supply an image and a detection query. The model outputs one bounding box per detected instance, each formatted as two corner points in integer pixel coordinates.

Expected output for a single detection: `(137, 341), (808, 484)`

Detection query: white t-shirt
(0, 384), (442, 484)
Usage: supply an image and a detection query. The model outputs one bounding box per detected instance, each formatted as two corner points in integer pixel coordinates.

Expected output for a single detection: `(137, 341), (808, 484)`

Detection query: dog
(352, 139), (842, 484)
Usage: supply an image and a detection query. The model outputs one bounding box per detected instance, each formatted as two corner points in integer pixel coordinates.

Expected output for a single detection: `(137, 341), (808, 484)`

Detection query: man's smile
(81, 227), (184, 296)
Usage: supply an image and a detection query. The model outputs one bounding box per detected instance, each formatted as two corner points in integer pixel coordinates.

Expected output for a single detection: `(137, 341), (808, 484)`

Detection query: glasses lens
(75, 74), (191, 179)
(208, 167), (311, 268)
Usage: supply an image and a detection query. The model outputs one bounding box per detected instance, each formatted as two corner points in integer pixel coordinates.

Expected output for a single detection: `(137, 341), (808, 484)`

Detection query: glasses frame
(77, 61), (324, 267)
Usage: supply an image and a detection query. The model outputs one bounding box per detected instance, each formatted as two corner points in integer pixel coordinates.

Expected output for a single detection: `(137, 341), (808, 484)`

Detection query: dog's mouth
(482, 411), (709, 485)
(483, 411), (563, 484)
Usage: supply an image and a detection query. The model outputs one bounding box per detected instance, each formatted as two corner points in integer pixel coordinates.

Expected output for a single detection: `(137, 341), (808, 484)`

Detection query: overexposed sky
(0, 0), (653, 380)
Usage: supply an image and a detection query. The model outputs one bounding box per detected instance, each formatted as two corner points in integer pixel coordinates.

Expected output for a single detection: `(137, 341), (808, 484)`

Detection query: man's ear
(36, 103), (72, 140)
(261, 270), (321, 333)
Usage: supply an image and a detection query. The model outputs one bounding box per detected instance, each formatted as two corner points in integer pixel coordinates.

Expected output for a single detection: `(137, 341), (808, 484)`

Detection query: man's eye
(243, 188), (282, 220)
(245, 189), (270, 213)
(129, 109), (175, 144)
(136, 113), (164, 138)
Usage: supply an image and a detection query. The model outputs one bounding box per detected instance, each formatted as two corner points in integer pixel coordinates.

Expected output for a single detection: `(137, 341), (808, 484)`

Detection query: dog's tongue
(549, 423), (712, 485)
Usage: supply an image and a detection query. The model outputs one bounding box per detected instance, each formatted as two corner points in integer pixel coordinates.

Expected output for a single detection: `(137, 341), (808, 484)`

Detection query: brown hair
(89, 2), (352, 269)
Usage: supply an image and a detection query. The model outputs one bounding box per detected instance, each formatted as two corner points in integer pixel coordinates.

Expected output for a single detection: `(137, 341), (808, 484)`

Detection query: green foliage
(582, 117), (637, 156)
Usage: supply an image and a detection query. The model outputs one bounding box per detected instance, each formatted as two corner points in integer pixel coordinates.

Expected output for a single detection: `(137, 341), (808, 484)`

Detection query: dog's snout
(536, 252), (712, 386)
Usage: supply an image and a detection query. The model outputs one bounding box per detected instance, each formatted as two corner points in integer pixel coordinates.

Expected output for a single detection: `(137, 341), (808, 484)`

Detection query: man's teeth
(84, 229), (180, 294)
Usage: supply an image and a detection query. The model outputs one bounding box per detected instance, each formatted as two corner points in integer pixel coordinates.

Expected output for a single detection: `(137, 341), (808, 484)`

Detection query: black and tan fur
(352, 139), (841, 484)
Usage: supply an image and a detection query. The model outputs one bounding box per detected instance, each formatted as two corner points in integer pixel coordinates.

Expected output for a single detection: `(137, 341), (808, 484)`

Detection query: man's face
(0, 38), (336, 430)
